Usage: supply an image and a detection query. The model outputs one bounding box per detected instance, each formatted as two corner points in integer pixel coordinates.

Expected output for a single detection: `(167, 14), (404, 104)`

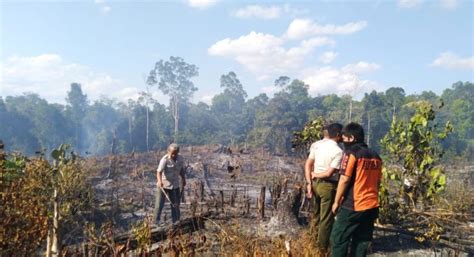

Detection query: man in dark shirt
(330, 123), (382, 257)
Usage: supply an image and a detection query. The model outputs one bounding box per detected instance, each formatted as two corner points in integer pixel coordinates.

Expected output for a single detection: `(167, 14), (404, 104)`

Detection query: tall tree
(274, 76), (291, 88)
(0, 97), (41, 154)
(138, 90), (155, 152)
(147, 56), (199, 143)
(83, 99), (120, 155)
(183, 102), (218, 145)
(65, 83), (88, 153)
(440, 81), (474, 158)
(212, 72), (247, 145)
(385, 87), (405, 120)
(362, 90), (385, 148)
(5, 94), (72, 153)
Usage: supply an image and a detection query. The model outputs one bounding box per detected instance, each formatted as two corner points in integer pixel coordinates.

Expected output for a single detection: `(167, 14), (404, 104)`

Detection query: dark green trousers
(330, 207), (378, 257)
(312, 180), (337, 249)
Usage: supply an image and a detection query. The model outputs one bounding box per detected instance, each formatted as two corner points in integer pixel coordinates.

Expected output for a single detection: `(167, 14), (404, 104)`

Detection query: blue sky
(1, 0), (473, 104)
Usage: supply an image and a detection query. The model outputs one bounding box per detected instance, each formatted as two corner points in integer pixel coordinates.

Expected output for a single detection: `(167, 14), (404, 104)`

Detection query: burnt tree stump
(199, 181), (205, 202)
(273, 186), (302, 227)
(219, 190), (224, 213)
(258, 186), (266, 219)
(230, 188), (237, 207)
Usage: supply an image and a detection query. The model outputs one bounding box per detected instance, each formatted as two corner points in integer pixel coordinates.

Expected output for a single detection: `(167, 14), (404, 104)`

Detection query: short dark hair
(327, 123), (343, 138)
(342, 122), (364, 142)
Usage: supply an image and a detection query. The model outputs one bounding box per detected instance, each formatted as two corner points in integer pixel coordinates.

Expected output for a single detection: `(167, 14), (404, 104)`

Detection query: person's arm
(312, 167), (337, 179)
(332, 175), (350, 213)
(180, 161), (186, 189)
(332, 153), (356, 214)
(157, 157), (166, 188)
(305, 150), (316, 198)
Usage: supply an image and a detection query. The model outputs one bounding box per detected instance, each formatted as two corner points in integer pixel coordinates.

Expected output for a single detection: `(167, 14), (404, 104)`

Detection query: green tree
(147, 56), (199, 143)
(381, 101), (453, 210)
(83, 99), (120, 155)
(242, 93), (269, 137)
(249, 95), (298, 154)
(362, 90), (389, 150)
(4, 94), (72, 153)
(291, 117), (326, 157)
(440, 81), (473, 159)
(149, 102), (173, 149)
(211, 72), (248, 145)
(0, 97), (41, 154)
(66, 83), (88, 153)
(274, 76), (291, 88)
(385, 87), (405, 120)
(183, 102), (218, 145)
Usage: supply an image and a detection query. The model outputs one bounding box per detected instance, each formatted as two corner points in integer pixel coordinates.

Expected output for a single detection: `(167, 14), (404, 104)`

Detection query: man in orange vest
(330, 123), (382, 257)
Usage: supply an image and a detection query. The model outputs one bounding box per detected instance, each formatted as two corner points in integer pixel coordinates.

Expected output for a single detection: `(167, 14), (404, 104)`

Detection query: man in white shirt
(305, 123), (343, 251)
(152, 143), (186, 224)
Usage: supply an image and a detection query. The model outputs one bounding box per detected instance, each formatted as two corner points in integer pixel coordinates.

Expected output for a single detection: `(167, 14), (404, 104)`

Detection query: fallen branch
(375, 223), (474, 254)
(64, 213), (211, 255)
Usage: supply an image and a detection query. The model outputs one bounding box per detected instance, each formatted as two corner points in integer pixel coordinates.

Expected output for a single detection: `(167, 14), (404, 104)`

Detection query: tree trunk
(128, 114), (132, 149)
(111, 130), (117, 155)
(392, 104), (396, 123)
(51, 189), (60, 257)
(258, 186), (266, 219)
(46, 228), (51, 257)
(172, 96), (179, 143)
(349, 97), (353, 122)
(367, 111), (371, 147)
(146, 102), (149, 152)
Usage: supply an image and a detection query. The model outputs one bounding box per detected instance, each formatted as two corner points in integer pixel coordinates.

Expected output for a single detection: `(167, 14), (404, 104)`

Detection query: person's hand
(311, 172), (317, 179)
(157, 180), (163, 188)
(332, 202), (340, 214)
(306, 183), (313, 199)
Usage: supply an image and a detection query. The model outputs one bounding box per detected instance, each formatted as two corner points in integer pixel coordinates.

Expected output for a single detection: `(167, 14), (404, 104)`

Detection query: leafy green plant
(132, 217), (152, 253)
(380, 100), (453, 211)
(1, 156), (51, 256)
(0, 144), (92, 256)
(291, 117), (326, 155)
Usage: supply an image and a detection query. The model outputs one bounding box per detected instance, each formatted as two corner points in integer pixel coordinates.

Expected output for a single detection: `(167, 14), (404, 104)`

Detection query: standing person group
(305, 122), (382, 257)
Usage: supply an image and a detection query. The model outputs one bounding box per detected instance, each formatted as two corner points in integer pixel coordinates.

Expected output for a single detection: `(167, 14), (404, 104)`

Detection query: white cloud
(285, 19), (367, 40)
(209, 19), (379, 95)
(234, 5), (281, 19)
(232, 4), (304, 20)
(439, 0), (459, 9)
(194, 93), (215, 105)
(208, 31), (334, 80)
(101, 5), (111, 13)
(303, 63), (381, 97)
(187, 0), (219, 9)
(95, 0), (111, 14)
(398, 0), (423, 8)
(0, 54), (147, 104)
(398, 0), (460, 9)
(342, 61), (380, 73)
(261, 85), (279, 95)
(430, 52), (474, 70)
(319, 51), (338, 64)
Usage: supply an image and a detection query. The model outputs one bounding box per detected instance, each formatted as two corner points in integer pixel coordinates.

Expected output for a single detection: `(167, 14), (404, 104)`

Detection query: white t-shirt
(157, 154), (185, 189)
(308, 138), (343, 181)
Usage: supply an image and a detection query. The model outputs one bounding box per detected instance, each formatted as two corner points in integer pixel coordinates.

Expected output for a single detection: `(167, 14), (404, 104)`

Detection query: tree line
(0, 56), (472, 162)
